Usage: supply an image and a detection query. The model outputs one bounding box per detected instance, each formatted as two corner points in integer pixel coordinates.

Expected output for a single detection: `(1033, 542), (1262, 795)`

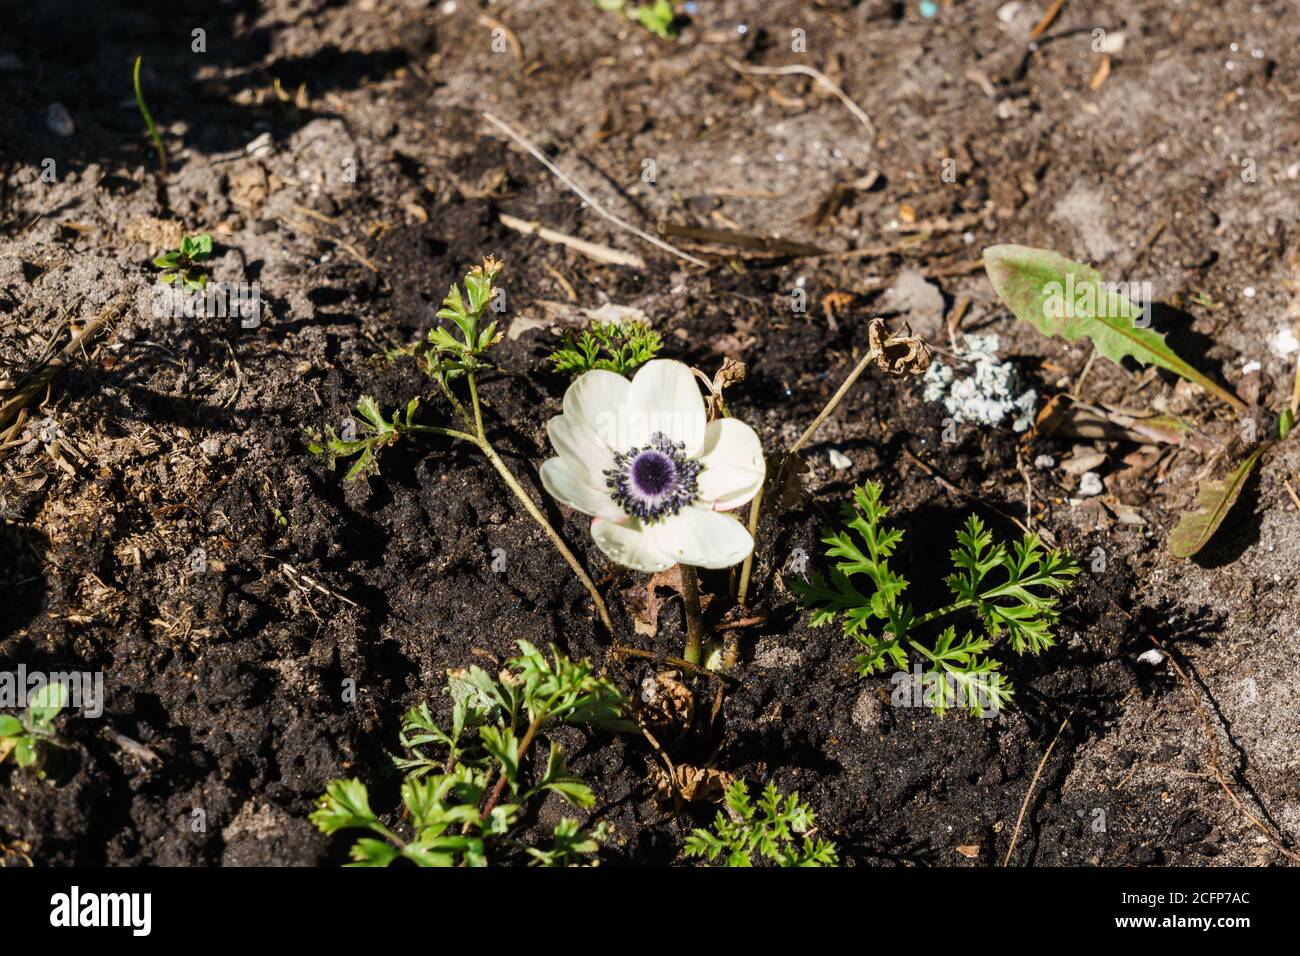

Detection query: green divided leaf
(310, 778), (380, 834)
(983, 244), (1245, 413)
(312, 641), (629, 867)
(685, 780), (838, 867)
(796, 482), (1079, 716)
(1168, 443), (1268, 559)
(549, 320), (662, 377)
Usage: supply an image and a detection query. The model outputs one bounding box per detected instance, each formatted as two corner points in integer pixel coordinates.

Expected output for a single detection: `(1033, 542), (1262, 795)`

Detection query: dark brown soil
(1, 0), (1297, 867)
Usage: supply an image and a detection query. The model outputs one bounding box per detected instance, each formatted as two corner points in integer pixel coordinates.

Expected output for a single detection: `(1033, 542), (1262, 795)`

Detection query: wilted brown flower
(867, 318), (932, 377)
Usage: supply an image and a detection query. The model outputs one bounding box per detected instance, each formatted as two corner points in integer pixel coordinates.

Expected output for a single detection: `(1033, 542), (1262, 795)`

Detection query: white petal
(626, 360), (706, 454)
(650, 507), (754, 569)
(696, 418), (766, 510)
(540, 458), (621, 520)
(547, 414), (614, 486)
(562, 369), (632, 448)
(590, 517), (674, 572)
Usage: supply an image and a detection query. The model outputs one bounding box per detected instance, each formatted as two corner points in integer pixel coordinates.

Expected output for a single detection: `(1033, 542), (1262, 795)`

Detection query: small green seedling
(0, 681), (67, 771)
(793, 482), (1079, 716)
(311, 642), (634, 866)
(306, 396), (441, 482)
(132, 55), (167, 176)
(153, 234), (213, 291)
(549, 320), (662, 377)
(685, 780), (838, 867)
(593, 0), (677, 37)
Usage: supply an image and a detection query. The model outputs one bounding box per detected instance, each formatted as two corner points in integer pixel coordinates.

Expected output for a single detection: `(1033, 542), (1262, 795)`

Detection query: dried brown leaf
(651, 764), (737, 806)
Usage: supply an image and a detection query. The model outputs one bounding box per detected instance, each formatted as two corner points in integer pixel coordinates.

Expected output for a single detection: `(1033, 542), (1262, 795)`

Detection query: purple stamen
(605, 432), (702, 522)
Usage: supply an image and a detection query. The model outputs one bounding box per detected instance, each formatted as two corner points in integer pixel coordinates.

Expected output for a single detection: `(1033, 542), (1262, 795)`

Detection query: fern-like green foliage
(549, 320), (662, 377)
(306, 395), (434, 481)
(684, 781), (838, 867)
(792, 482), (1079, 716)
(311, 642), (635, 867)
(425, 256), (504, 383)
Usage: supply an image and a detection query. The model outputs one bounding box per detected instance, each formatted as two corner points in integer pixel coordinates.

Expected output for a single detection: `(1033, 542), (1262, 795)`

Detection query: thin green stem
(734, 488), (763, 607)
(476, 438), (615, 633)
(1289, 337), (1300, 418)
(410, 424), (477, 443)
(480, 708), (546, 822)
(132, 55), (167, 177)
(789, 346), (881, 456)
(911, 599), (974, 628)
(436, 377), (472, 430)
(679, 564), (706, 665)
(735, 346), (881, 607)
(468, 372), (486, 440)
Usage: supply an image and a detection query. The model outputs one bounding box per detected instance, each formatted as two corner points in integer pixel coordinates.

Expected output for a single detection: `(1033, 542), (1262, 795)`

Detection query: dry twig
(482, 112), (707, 268)
(726, 58), (876, 143)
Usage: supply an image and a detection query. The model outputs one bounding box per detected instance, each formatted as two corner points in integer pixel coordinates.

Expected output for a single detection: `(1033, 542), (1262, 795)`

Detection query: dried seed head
(868, 318), (933, 377)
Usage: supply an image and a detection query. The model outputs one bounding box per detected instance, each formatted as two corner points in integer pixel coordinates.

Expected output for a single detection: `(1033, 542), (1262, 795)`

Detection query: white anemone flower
(540, 359), (766, 572)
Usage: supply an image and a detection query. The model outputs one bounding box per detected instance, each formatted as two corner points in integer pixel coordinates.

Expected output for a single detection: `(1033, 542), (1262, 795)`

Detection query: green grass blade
(133, 55), (167, 176)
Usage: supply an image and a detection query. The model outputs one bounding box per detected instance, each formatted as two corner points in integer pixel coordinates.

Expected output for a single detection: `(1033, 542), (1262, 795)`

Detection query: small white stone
(828, 449), (852, 470)
(245, 131), (273, 157)
(1243, 286), (1256, 298)
(1137, 649), (1165, 666)
(1034, 454), (1055, 469)
(1271, 327), (1298, 356)
(1078, 472), (1104, 497)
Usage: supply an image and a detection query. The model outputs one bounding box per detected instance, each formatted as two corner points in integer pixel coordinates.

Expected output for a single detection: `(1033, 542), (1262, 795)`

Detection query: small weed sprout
(132, 55), (167, 176)
(311, 642), (634, 866)
(306, 396), (437, 482)
(153, 233), (213, 291)
(0, 681), (67, 771)
(793, 482), (1079, 716)
(308, 258), (616, 631)
(684, 780), (838, 867)
(549, 319), (662, 377)
(592, 0), (677, 38)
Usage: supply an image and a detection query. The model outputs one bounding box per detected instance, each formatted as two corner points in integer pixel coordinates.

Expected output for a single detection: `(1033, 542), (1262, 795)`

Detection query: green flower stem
(736, 344), (882, 607)
(787, 344), (882, 457)
(680, 564), (706, 665)
(734, 489), (764, 607)
(464, 373), (614, 634)
(467, 372), (486, 440)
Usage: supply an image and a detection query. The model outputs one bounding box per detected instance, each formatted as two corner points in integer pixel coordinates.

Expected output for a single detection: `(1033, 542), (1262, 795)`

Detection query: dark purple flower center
(605, 432), (702, 522)
(631, 450), (675, 496)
